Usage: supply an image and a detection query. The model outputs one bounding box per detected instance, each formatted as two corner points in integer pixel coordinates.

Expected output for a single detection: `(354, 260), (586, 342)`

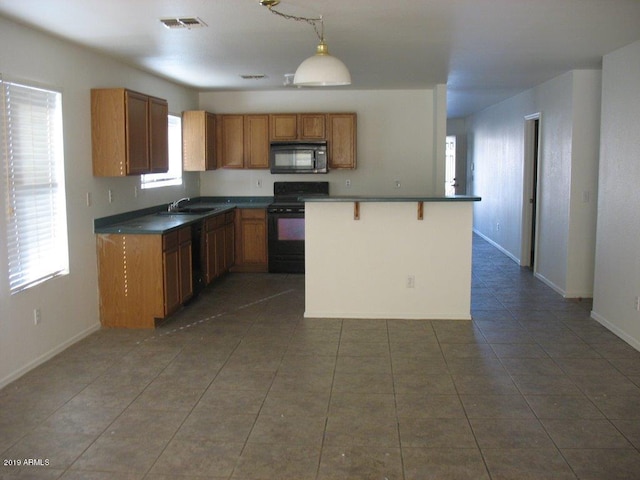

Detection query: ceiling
(1, 0), (639, 118)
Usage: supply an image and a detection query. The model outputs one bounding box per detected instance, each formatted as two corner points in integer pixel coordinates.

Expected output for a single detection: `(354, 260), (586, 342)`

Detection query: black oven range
(267, 181), (329, 273)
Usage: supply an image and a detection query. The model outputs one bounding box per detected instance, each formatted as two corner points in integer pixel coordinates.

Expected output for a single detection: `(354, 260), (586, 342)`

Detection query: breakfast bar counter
(301, 195), (480, 320)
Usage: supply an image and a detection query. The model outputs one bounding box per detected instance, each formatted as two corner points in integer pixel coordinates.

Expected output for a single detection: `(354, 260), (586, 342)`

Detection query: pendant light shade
(260, 1), (352, 87)
(294, 41), (351, 86)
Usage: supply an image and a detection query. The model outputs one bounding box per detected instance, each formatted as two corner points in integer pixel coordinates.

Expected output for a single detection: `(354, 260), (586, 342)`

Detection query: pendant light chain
(265, 5), (324, 42)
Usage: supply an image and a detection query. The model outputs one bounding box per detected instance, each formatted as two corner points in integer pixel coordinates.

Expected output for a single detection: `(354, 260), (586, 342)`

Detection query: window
(141, 114), (182, 189)
(1, 79), (69, 294)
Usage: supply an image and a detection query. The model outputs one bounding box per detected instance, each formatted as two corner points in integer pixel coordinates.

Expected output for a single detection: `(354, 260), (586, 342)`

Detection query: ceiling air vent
(240, 74), (267, 80)
(160, 17), (207, 29)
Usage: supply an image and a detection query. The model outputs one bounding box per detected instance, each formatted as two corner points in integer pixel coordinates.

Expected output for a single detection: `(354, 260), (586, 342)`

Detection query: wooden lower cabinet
(203, 211), (235, 283)
(233, 208), (268, 272)
(96, 226), (192, 328)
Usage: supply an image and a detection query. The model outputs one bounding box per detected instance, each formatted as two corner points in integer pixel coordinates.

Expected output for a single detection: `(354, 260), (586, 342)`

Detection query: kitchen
(0, 0), (639, 394)
(2, 1), (640, 477)
(0, 28), (447, 383)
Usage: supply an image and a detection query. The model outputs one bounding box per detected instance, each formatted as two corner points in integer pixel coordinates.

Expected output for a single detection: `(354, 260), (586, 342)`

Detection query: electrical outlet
(635, 296), (640, 311)
(496, 222), (500, 232)
(256, 179), (262, 188)
(346, 179), (351, 188)
(33, 308), (41, 325)
(407, 275), (415, 288)
(108, 189), (113, 204)
(395, 180), (401, 189)
(134, 186), (139, 198)
(86, 192), (92, 207)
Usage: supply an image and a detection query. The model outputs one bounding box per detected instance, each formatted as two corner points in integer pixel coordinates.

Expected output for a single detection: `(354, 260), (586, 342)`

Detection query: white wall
(0, 17), (199, 387)
(467, 89), (535, 260)
(566, 70), (601, 297)
(592, 40), (640, 350)
(198, 88), (447, 197)
(305, 201), (474, 319)
(467, 70), (601, 298)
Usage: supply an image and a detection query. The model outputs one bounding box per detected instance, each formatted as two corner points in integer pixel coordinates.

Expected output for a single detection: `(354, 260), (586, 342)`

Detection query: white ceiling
(1, 0), (639, 118)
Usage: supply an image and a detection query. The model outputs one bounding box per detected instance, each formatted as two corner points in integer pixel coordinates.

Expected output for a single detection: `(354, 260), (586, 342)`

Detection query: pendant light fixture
(259, 0), (351, 86)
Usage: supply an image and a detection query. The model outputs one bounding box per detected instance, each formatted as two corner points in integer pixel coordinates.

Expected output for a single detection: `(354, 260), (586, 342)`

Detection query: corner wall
(592, 40), (640, 350)
(0, 17), (199, 387)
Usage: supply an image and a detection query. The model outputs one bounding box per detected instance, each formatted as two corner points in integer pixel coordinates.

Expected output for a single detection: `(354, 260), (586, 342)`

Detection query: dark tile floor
(2, 235), (640, 479)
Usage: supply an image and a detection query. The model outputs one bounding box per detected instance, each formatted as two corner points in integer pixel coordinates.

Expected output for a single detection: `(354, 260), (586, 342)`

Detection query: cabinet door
(205, 112), (217, 170)
(125, 90), (150, 175)
(327, 113), (357, 169)
(214, 226), (226, 278)
(204, 228), (217, 284)
(270, 114), (297, 141)
(235, 209), (267, 270)
(178, 228), (193, 303)
(244, 115), (269, 169)
(224, 220), (235, 272)
(219, 115), (244, 168)
(148, 96), (169, 173)
(298, 114), (326, 139)
(163, 247), (181, 316)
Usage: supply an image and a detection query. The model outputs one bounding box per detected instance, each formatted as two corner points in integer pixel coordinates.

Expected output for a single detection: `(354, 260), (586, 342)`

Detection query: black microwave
(270, 141), (328, 174)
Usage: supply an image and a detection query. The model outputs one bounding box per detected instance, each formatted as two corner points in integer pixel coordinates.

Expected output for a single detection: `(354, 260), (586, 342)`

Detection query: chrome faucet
(168, 197), (190, 212)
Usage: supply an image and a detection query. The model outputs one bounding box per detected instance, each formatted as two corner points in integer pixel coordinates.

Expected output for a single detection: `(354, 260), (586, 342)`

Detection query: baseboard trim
(304, 312), (472, 320)
(591, 311), (640, 352)
(472, 230), (520, 264)
(534, 271), (566, 297)
(0, 323), (101, 389)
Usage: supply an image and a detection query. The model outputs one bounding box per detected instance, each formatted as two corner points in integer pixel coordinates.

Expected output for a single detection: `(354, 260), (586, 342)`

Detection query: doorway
(521, 114), (541, 269)
(445, 135), (457, 196)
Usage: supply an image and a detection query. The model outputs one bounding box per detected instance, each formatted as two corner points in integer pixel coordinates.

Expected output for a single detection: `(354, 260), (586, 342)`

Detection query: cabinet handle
(418, 201), (424, 220)
(354, 201), (360, 220)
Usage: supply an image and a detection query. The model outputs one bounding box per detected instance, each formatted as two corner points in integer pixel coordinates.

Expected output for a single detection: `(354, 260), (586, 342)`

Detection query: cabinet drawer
(239, 209), (266, 220)
(163, 231), (178, 251)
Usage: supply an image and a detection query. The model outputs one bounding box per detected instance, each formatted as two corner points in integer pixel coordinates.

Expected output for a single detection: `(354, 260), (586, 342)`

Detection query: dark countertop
(300, 195), (481, 202)
(94, 196), (272, 235)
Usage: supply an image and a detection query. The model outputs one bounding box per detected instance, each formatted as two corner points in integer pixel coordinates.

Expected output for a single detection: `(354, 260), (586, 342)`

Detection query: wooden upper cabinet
(298, 114), (326, 139)
(124, 91), (150, 175)
(182, 110), (216, 171)
(327, 113), (357, 169)
(270, 113), (325, 141)
(244, 115), (269, 169)
(148, 96), (169, 173)
(218, 114), (269, 169)
(270, 114), (297, 141)
(218, 114), (245, 168)
(216, 111), (356, 170)
(91, 88), (168, 176)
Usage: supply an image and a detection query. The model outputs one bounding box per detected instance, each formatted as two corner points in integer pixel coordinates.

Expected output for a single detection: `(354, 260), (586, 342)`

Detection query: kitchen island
(302, 196), (480, 320)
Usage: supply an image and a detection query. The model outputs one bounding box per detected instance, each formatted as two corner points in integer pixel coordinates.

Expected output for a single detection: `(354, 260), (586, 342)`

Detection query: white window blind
(1, 79), (69, 294)
(141, 114), (183, 189)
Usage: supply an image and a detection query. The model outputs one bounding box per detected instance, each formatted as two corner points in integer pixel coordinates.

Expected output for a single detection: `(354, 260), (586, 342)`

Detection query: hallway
(1, 235), (640, 479)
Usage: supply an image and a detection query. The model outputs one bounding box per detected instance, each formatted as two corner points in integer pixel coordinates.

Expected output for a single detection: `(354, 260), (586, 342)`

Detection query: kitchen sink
(156, 206), (219, 215)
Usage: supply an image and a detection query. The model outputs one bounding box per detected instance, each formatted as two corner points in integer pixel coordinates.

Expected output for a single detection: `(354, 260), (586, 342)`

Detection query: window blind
(1, 80), (69, 294)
